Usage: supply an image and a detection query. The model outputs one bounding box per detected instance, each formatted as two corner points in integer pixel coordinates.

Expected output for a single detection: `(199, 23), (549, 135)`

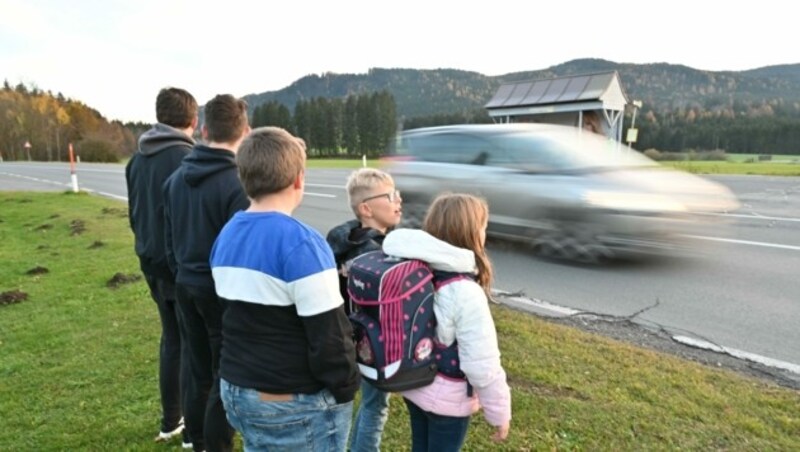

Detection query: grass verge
(306, 156), (800, 176)
(661, 160), (800, 176)
(0, 192), (798, 450)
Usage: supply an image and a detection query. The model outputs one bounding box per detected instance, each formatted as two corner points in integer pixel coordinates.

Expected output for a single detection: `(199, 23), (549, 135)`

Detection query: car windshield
(497, 129), (659, 171)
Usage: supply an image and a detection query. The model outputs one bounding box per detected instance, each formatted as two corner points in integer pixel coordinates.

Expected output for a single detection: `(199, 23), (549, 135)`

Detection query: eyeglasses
(362, 190), (401, 204)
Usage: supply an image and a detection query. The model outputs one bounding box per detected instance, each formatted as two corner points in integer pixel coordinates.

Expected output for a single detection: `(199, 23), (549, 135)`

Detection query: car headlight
(583, 191), (687, 213)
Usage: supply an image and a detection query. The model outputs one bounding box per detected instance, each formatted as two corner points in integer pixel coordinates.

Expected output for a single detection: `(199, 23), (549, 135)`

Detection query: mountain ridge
(242, 59), (800, 120)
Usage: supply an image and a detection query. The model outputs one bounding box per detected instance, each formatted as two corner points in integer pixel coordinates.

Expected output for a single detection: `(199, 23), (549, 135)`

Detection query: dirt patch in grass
(25, 266), (49, 275)
(35, 224), (53, 231)
(507, 375), (589, 401)
(69, 219), (86, 235)
(87, 241), (105, 249)
(101, 207), (127, 218)
(0, 290), (28, 306)
(106, 272), (141, 289)
(49, 214), (60, 219)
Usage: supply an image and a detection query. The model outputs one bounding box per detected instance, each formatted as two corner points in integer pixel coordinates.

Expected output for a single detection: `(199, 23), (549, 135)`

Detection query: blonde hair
(423, 193), (493, 296)
(346, 168), (395, 216)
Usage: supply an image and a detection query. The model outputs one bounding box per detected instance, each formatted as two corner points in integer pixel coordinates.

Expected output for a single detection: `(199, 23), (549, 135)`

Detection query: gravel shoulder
(496, 295), (800, 391)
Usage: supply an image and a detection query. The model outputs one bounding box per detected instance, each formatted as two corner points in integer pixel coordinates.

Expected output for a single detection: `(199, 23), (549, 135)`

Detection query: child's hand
(491, 422), (509, 442)
(340, 259), (354, 277)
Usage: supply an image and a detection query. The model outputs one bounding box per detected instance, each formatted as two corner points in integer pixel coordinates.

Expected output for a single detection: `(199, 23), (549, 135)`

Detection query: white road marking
(701, 212), (800, 223)
(1, 172), (337, 200)
(305, 183), (345, 189)
(683, 235), (800, 251)
(304, 192), (336, 198)
(673, 336), (800, 375)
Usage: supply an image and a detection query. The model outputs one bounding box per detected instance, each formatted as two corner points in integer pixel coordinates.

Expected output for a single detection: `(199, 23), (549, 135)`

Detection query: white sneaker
(181, 441), (193, 449)
(154, 418), (185, 442)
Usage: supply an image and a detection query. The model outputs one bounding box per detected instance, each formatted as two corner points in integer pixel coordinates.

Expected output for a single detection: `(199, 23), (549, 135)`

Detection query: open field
(0, 192), (798, 451)
(305, 156), (800, 176)
(726, 153), (800, 163)
(660, 160), (800, 176)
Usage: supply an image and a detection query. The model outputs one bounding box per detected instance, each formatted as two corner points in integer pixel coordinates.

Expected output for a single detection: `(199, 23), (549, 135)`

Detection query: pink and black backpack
(347, 250), (470, 392)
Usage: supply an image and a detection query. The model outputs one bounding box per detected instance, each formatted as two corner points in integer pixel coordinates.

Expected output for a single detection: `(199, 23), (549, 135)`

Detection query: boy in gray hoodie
(125, 87), (197, 446)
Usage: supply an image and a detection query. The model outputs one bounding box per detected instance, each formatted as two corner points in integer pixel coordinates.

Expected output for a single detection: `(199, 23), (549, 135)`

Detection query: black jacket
(326, 219), (386, 314)
(125, 124), (193, 279)
(163, 144), (249, 288)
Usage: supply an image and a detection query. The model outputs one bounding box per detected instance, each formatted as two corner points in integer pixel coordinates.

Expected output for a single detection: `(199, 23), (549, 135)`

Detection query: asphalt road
(2, 162), (799, 372)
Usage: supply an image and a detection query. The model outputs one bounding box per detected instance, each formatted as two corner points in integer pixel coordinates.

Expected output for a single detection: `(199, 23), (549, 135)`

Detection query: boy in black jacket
(326, 168), (403, 452)
(125, 87), (196, 446)
(163, 94), (250, 452)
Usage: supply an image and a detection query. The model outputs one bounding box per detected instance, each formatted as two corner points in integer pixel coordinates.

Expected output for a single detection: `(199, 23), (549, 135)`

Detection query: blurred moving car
(382, 123), (740, 262)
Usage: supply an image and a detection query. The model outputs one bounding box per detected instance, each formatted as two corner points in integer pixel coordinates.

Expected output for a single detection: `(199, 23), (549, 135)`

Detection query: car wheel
(531, 220), (613, 264)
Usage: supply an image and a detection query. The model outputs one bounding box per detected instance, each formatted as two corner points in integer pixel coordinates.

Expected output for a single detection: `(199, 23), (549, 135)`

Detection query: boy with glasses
(326, 167), (403, 452)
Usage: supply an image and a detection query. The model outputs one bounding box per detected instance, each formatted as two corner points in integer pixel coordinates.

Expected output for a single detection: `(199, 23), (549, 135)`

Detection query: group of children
(128, 87), (511, 452)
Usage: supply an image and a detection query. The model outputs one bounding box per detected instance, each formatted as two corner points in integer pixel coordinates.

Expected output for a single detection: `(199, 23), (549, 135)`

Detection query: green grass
(117, 157), (375, 169)
(1, 192), (799, 450)
(661, 160), (800, 176)
(726, 153), (800, 163)
(323, 155), (800, 175)
(660, 152), (800, 175)
(305, 158), (378, 169)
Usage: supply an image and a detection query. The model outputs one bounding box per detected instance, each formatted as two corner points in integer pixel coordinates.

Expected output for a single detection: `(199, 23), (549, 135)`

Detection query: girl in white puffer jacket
(383, 193), (511, 451)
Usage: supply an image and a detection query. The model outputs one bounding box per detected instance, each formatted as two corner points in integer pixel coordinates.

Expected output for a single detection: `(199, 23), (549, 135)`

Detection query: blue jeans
(404, 398), (471, 452)
(220, 379), (353, 452)
(349, 380), (390, 452)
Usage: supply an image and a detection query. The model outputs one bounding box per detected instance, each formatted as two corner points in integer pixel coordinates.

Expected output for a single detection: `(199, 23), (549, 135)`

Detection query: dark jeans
(176, 283), (234, 452)
(404, 398), (471, 452)
(144, 273), (189, 437)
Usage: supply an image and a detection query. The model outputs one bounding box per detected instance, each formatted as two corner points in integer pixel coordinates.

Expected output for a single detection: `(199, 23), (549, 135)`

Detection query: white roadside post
(68, 143), (79, 192)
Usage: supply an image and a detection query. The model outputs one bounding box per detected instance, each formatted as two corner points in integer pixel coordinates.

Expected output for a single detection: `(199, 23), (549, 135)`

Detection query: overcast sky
(1, 0), (796, 123)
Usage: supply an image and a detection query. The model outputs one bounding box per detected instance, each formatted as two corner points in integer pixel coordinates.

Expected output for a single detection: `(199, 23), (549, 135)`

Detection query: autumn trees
(0, 82), (136, 162)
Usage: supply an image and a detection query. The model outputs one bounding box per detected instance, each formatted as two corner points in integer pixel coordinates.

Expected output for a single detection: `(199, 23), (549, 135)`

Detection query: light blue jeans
(349, 380), (390, 452)
(220, 378), (353, 452)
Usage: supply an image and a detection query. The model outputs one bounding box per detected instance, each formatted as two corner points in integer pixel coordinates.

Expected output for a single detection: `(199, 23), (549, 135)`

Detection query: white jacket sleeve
(440, 282), (512, 426)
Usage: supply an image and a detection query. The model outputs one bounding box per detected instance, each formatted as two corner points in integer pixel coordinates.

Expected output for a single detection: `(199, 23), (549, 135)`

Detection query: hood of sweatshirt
(327, 219), (386, 257)
(137, 123), (194, 156)
(383, 228), (476, 274)
(182, 144), (238, 187)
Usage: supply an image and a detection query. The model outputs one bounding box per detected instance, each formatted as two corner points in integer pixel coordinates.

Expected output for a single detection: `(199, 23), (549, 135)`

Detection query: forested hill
(242, 59), (800, 154)
(244, 59), (800, 120)
(244, 68), (498, 119)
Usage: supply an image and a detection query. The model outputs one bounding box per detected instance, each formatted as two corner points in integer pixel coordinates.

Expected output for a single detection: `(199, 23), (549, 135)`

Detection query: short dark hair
(237, 127), (306, 200)
(155, 87), (197, 128)
(203, 94), (248, 143)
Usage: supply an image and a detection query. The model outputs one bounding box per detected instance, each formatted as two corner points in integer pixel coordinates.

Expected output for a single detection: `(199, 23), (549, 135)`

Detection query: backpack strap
(431, 270), (476, 396)
(432, 270), (476, 290)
